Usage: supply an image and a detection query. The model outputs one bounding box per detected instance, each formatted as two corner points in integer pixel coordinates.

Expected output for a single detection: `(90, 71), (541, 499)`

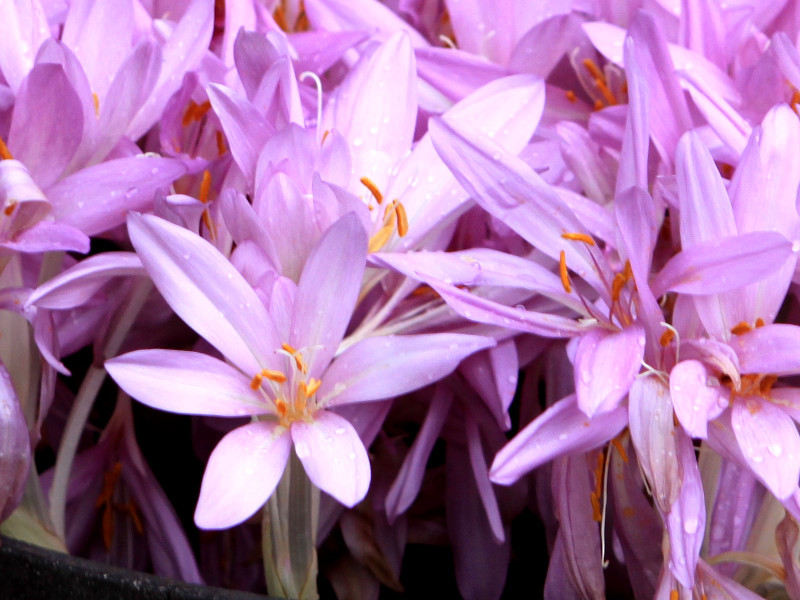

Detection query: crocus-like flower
(106, 212), (493, 529)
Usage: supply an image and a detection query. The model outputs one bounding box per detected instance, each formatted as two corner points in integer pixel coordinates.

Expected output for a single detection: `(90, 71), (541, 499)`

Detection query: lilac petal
(446, 435), (510, 600)
(465, 413), (504, 543)
(207, 83), (272, 184)
(49, 156), (186, 236)
(776, 514), (800, 600)
(385, 385), (452, 521)
(127, 0), (213, 139)
(681, 71), (750, 156)
(731, 397), (800, 500)
(8, 63), (83, 189)
(665, 430), (705, 587)
(574, 324), (645, 417)
(92, 39), (162, 163)
(0, 0), (49, 92)
(291, 212), (367, 379)
(0, 361), (30, 521)
(490, 394), (627, 486)
(3, 221), (89, 254)
(324, 32), (416, 190)
(427, 280), (583, 338)
(670, 360), (729, 438)
(628, 376), (680, 513)
(650, 231), (792, 297)
(429, 117), (604, 292)
(732, 324), (800, 375)
(321, 333), (494, 407)
(552, 455), (605, 600)
(461, 340), (517, 430)
(304, 0), (428, 47)
(127, 213), (279, 376)
(195, 422), (291, 529)
(106, 350), (266, 417)
(27, 252), (143, 309)
(416, 47), (508, 104)
(616, 36), (650, 194)
(61, 0), (132, 100)
(291, 411), (370, 508)
(291, 30), (369, 76)
(676, 131), (737, 248)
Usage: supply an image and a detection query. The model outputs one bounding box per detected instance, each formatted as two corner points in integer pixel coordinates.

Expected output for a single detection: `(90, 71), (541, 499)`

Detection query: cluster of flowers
(5, 0), (800, 598)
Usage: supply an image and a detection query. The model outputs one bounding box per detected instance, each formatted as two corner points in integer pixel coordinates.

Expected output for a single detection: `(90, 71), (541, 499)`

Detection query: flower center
(250, 344), (322, 428)
(360, 176), (409, 252)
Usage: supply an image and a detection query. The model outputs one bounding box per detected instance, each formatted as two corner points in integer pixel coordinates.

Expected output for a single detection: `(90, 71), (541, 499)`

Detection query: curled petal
(670, 360), (729, 438)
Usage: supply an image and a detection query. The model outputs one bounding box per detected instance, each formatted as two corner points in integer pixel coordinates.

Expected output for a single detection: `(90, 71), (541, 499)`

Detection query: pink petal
(195, 422), (291, 529)
(731, 397), (800, 500)
(670, 360), (729, 438)
(291, 411), (370, 507)
(574, 324), (646, 417)
(490, 394), (627, 486)
(127, 213), (279, 376)
(106, 350), (267, 417)
(319, 333), (494, 407)
(291, 212), (367, 378)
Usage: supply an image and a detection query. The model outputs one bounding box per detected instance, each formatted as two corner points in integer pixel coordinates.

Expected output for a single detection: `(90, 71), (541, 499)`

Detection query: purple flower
(106, 212), (493, 528)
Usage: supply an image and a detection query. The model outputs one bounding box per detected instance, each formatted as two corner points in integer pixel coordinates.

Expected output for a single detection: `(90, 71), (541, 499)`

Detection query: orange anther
(730, 321), (752, 335)
(250, 373), (263, 390)
(262, 369), (287, 383)
(4, 201), (16, 217)
(755, 317), (765, 328)
(559, 250), (571, 293)
(368, 223), (394, 253)
(304, 378), (321, 397)
(92, 92), (100, 117)
(360, 176), (383, 205)
(561, 232), (595, 245)
(565, 90), (577, 103)
(659, 328), (675, 347)
(215, 130), (227, 156)
(611, 437), (628, 462)
(395, 203), (408, 237)
(275, 398), (288, 417)
(0, 137), (13, 160)
(199, 170), (212, 205)
(669, 591), (679, 600)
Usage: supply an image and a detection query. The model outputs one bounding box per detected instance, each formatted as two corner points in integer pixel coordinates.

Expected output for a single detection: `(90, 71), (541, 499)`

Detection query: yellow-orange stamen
(590, 451), (605, 522)
(559, 250), (571, 293)
(181, 100), (212, 127)
(275, 398), (288, 417)
(199, 170), (212, 205)
(755, 317), (765, 328)
(0, 137), (13, 160)
(659, 328), (675, 347)
(368, 223), (394, 253)
(611, 437), (628, 463)
(281, 343), (308, 374)
(215, 130), (227, 156)
(561, 232), (595, 245)
(92, 92), (100, 117)
(669, 591), (679, 600)
(321, 130), (330, 145)
(565, 90), (577, 103)
(360, 176), (383, 204)
(395, 203), (408, 237)
(303, 378), (321, 397)
(582, 57), (604, 81)
(730, 321), (752, 335)
(4, 201), (16, 217)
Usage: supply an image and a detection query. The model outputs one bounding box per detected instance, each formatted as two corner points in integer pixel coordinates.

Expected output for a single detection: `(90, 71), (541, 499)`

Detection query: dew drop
(334, 427), (346, 435)
(558, 433), (568, 441)
(768, 443), (783, 457)
(182, 253), (191, 260)
(352, 138), (364, 147)
(683, 517), (699, 534)
(751, 454), (764, 463)
(347, 452), (356, 461)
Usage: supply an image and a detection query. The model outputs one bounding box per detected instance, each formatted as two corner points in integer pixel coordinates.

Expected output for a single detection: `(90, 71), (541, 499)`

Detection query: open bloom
(106, 212), (493, 529)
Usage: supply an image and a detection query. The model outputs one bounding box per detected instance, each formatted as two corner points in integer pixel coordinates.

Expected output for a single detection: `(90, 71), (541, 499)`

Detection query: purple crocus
(106, 212), (493, 528)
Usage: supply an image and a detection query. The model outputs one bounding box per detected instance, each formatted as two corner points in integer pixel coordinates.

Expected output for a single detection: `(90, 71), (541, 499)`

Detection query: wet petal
(731, 397), (800, 500)
(291, 411), (370, 507)
(195, 422), (291, 529)
(670, 360), (729, 439)
(574, 324), (645, 417)
(106, 350), (267, 417)
(490, 394), (627, 486)
(320, 333), (494, 407)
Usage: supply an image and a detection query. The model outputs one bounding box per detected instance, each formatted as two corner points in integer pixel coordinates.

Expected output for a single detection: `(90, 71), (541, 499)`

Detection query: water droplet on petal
(683, 517), (699, 534)
(347, 452), (356, 461)
(334, 427), (346, 435)
(768, 443), (783, 457)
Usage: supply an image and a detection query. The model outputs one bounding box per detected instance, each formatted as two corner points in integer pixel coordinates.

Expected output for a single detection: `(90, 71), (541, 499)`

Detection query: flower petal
(291, 212), (367, 378)
(291, 411), (370, 507)
(195, 422), (291, 529)
(320, 333), (494, 407)
(106, 350), (266, 417)
(127, 213), (279, 375)
(670, 360), (729, 439)
(574, 324), (646, 417)
(490, 394), (627, 486)
(731, 397), (800, 500)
